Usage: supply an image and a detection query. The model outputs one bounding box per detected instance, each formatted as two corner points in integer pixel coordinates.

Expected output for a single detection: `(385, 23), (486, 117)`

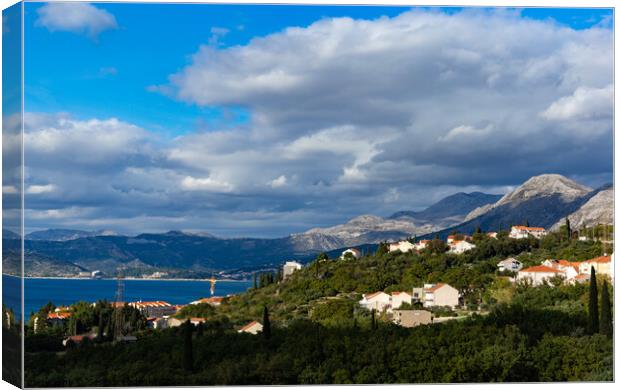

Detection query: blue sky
(16, 3), (614, 237)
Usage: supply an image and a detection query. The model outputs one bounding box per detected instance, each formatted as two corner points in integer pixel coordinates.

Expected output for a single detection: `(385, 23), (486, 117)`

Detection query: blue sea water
(2, 274), (252, 321)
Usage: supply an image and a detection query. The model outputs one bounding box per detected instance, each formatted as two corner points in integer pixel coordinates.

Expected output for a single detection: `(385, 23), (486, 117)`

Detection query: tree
(565, 217), (572, 241)
(262, 306), (271, 340)
(253, 273), (257, 289)
(600, 280), (612, 337)
(475, 225), (482, 234)
(588, 267), (599, 334)
(525, 219), (530, 227)
(371, 309), (377, 330)
(376, 242), (388, 256)
(183, 319), (193, 372)
(196, 321), (204, 338)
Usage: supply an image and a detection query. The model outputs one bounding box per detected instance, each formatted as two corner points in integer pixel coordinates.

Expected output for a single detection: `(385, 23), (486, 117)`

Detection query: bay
(2, 274), (252, 321)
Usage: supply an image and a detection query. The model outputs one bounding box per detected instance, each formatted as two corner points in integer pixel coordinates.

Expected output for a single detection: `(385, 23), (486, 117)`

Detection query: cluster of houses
(513, 255), (613, 286)
(358, 283), (460, 328)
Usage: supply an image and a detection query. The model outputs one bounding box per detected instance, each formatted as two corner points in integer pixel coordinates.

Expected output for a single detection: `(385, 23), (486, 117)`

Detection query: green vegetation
(23, 228), (613, 385)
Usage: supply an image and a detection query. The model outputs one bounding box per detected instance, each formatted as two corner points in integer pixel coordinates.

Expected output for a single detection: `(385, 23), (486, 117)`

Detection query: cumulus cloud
(541, 85), (613, 121)
(24, 9), (613, 237)
(35, 3), (117, 39)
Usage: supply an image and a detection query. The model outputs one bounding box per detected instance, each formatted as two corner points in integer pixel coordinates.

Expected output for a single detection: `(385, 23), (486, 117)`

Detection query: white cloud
(26, 184), (56, 194)
(440, 124), (494, 142)
(35, 3), (117, 39)
(181, 176), (233, 193)
(541, 85), (613, 121)
(270, 175), (287, 188)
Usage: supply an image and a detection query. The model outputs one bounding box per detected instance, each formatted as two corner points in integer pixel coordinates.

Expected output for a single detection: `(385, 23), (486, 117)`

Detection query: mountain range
(2, 174), (612, 277)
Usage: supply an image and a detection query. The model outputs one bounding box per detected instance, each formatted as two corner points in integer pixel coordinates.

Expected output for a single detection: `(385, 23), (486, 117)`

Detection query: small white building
(497, 257), (523, 272)
(423, 283), (459, 308)
(340, 248), (362, 260)
(448, 240), (476, 254)
(414, 240), (431, 250)
(238, 321), (263, 335)
(388, 241), (416, 253)
(487, 232), (498, 239)
(578, 255), (612, 277)
(509, 226), (547, 239)
(517, 265), (562, 286)
(391, 291), (412, 310)
(359, 292), (392, 313)
(283, 261), (303, 280)
(91, 270), (103, 279)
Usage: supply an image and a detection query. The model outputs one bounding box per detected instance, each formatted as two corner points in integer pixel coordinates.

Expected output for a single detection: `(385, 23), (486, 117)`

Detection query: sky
(8, 2), (614, 237)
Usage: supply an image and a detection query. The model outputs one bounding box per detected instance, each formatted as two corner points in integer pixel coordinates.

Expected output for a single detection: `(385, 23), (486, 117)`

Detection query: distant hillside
(419, 174), (610, 239)
(551, 184), (613, 230)
(25, 228), (117, 241)
(390, 192), (502, 221)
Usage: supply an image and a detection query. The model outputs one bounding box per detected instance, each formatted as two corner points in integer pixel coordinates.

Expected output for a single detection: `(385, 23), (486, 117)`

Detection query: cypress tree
(475, 225), (482, 234)
(371, 309), (377, 330)
(600, 280), (612, 337)
(525, 219), (529, 227)
(183, 320), (193, 372)
(262, 306), (271, 340)
(253, 273), (257, 289)
(196, 321), (204, 338)
(565, 217), (572, 241)
(588, 267), (599, 334)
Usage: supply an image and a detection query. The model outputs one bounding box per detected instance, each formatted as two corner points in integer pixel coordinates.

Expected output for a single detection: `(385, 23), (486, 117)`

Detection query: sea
(2, 274), (252, 321)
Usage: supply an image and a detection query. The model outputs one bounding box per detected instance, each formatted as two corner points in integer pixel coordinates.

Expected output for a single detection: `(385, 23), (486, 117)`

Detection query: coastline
(5, 274), (250, 283)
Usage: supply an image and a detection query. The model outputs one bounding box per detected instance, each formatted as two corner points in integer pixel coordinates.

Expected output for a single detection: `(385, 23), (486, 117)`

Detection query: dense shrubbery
(23, 230), (613, 385)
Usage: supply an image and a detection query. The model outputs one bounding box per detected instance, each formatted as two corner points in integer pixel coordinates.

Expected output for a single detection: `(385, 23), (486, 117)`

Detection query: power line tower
(112, 267), (126, 341)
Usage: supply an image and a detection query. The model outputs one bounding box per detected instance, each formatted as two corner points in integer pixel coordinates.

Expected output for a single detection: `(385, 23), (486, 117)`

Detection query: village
(33, 224), (614, 347)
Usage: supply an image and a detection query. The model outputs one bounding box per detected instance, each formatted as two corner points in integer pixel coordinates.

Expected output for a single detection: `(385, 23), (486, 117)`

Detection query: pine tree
(183, 320), (193, 372)
(588, 267), (599, 334)
(262, 306), (271, 340)
(600, 280), (612, 337)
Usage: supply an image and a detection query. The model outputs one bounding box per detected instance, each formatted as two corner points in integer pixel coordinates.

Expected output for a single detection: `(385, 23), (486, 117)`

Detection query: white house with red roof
(448, 240), (476, 254)
(238, 321), (263, 335)
(414, 240), (431, 250)
(359, 291), (392, 313)
(578, 255), (612, 277)
(129, 300), (178, 317)
(391, 291), (412, 310)
(517, 265), (562, 286)
(510, 225), (547, 239)
(542, 259), (580, 281)
(388, 241), (416, 253)
(422, 283), (459, 308)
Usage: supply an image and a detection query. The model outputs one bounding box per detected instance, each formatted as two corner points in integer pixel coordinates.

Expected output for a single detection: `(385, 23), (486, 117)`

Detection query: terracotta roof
(424, 283), (445, 293)
(239, 321), (261, 331)
(47, 312), (72, 320)
(130, 301), (171, 308)
(583, 255), (611, 264)
(520, 265), (561, 273)
(556, 259), (581, 271)
(391, 291), (411, 296)
(190, 317), (207, 323)
(575, 274), (590, 280)
(364, 291), (387, 300)
(512, 226), (545, 231)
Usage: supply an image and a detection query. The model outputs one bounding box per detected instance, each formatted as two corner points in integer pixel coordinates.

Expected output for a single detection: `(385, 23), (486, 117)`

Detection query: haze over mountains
(2, 174), (612, 277)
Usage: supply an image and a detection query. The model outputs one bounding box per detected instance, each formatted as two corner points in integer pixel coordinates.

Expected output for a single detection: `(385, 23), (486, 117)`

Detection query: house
(238, 321), (263, 335)
(448, 240), (476, 254)
(78, 271), (91, 278)
(509, 226), (547, 239)
(129, 301), (177, 317)
(572, 273), (591, 284)
(340, 248), (362, 260)
(415, 240), (431, 250)
(391, 291), (412, 310)
(359, 292), (392, 313)
(392, 310), (432, 328)
(388, 241), (416, 253)
(283, 261), (303, 279)
(91, 270), (103, 279)
(517, 265), (562, 286)
(542, 259), (580, 281)
(447, 235), (471, 244)
(497, 257), (523, 272)
(47, 311), (72, 327)
(190, 296), (224, 306)
(423, 283), (459, 308)
(411, 287), (424, 303)
(190, 317), (207, 326)
(166, 317), (184, 328)
(579, 255), (612, 277)
(487, 232), (498, 239)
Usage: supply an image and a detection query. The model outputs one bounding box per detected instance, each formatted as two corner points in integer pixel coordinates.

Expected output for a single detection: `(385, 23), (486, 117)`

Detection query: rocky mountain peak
(496, 174), (592, 206)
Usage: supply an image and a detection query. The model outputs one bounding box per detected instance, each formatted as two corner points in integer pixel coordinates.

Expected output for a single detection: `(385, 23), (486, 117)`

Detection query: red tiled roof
(47, 312), (72, 320)
(130, 301), (171, 308)
(240, 321), (261, 331)
(583, 255), (611, 264)
(364, 291), (387, 300)
(391, 291), (411, 296)
(512, 226), (545, 232)
(520, 265), (561, 273)
(424, 283), (445, 293)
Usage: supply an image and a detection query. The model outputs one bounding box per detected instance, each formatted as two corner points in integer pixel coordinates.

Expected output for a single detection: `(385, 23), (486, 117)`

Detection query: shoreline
(3, 274), (250, 283)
